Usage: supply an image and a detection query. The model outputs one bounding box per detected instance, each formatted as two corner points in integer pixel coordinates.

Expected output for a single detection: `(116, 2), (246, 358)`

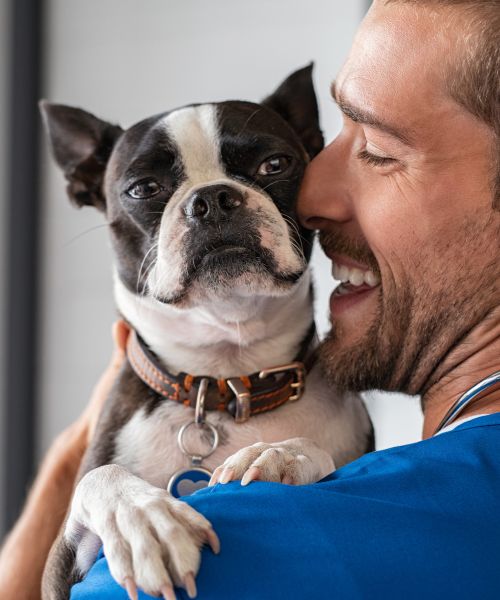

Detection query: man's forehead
(333, 1), (457, 141)
(329, 80), (417, 146)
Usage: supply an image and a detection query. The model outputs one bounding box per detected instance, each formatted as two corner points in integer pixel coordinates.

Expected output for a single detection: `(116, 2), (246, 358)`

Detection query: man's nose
(297, 138), (353, 230)
(183, 184), (245, 223)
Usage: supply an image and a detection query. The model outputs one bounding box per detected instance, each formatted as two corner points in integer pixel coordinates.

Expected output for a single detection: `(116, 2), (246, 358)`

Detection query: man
(1, 0), (499, 597)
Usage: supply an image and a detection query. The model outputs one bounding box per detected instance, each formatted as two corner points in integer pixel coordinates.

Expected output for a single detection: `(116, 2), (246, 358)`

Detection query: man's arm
(0, 322), (129, 600)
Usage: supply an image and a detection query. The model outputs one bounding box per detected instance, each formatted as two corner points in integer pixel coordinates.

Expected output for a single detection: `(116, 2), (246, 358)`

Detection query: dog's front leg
(45, 464), (219, 599)
(210, 438), (335, 486)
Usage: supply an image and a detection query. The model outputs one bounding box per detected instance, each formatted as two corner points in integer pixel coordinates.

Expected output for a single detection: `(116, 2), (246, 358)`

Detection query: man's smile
(328, 254), (381, 317)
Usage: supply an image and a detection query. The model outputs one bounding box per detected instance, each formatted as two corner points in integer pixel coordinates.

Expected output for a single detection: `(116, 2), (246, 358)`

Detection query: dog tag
(170, 386), (219, 499)
(167, 466), (212, 498)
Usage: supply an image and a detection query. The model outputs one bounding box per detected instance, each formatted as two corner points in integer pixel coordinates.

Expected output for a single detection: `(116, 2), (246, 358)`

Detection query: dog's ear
(40, 101), (123, 211)
(262, 63), (324, 159)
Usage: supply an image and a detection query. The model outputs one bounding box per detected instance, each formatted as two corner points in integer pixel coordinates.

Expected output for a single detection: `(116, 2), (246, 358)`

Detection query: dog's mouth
(201, 242), (261, 266)
(190, 238), (273, 281)
(153, 237), (303, 305)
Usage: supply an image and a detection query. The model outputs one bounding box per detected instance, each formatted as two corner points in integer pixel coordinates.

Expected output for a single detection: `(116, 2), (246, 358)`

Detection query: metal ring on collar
(195, 377), (209, 426)
(177, 420), (219, 460)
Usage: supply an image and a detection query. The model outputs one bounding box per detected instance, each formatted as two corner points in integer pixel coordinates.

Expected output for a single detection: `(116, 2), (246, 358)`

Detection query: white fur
(67, 465), (213, 596)
(162, 105), (225, 186)
(115, 268), (314, 378)
(212, 438), (336, 486)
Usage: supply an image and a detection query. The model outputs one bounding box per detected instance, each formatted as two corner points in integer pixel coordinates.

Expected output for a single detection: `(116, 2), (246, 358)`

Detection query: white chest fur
(114, 271), (315, 379)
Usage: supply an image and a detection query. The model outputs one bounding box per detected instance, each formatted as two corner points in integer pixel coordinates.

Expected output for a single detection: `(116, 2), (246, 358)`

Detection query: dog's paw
(209, 437), (335, 487)
(66, 464), (220, 600)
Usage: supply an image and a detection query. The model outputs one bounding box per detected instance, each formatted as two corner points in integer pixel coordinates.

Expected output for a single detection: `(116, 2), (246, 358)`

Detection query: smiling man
(304, 0), (500, 438)
(1, 0), (499, 598)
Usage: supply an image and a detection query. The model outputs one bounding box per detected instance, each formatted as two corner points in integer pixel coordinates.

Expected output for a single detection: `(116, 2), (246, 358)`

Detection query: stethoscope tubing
(435, 370), (500, 434)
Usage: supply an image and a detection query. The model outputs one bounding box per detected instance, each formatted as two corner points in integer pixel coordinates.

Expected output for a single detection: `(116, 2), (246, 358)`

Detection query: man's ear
(39, 101), (123, 211)
(262, 63), (324, 159)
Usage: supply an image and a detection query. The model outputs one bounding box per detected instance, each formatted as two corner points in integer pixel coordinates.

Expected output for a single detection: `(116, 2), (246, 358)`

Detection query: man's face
(298, 0), (499, 394)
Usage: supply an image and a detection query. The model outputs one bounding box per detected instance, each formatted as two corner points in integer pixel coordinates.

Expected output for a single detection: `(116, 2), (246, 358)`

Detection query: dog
(40, 65), (374, 599)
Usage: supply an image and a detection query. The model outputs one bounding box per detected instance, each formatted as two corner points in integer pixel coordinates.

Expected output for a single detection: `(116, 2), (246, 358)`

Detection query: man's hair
(385, 0), (500, 206)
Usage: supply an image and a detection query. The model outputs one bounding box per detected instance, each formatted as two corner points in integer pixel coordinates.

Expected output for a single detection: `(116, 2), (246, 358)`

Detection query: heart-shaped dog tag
(167, 467), (212, 498)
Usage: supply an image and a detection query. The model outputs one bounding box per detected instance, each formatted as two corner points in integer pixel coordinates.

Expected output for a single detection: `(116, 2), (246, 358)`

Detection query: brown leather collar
(126, 325), (316, 423)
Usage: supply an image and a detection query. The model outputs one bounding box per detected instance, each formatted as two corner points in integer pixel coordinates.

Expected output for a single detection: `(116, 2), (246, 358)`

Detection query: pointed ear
(39, 101), (123, 211)
(262, 64), (324, 159)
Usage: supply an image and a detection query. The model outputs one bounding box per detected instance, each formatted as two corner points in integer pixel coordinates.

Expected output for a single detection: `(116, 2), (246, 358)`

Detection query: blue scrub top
(71, 413), (500, 599)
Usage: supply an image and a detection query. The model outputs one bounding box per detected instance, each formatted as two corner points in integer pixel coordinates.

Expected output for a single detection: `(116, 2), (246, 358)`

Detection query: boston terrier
(40, 65), (374, 600)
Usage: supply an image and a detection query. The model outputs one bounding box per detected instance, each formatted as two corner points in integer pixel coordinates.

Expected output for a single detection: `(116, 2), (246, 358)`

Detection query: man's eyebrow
(330, 81), (415, 146)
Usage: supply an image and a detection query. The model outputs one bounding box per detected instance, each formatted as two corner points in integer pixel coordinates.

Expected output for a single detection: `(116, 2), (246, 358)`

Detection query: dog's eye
(257, 156), (291, 176)
(126, 179), (163, 199)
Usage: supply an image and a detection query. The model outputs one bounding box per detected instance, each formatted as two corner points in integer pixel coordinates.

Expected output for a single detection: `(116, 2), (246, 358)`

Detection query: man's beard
(316, 228), (496, 395)
(317, 229), (414, 392)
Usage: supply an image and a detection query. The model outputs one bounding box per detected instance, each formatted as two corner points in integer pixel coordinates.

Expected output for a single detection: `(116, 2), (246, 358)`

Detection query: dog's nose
(184, 184), (245, 221)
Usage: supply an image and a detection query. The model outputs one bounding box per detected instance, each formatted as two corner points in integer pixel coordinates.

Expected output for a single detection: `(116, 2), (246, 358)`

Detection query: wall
(38, 0), (423, 457)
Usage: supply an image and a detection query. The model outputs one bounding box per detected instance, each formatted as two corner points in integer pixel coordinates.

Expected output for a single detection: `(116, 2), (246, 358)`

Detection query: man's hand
(80, 320), (130, 444)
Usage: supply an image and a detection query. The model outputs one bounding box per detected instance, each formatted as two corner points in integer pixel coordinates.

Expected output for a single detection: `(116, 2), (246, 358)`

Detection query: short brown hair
(384, 0), (500, 206)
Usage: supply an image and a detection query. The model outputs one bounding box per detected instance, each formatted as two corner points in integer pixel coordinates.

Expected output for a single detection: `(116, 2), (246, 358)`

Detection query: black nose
(184, 184), (245, 222)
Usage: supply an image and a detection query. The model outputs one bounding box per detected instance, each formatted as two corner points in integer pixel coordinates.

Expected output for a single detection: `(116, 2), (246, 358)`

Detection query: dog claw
(206, 527), (221, 554)
(209, 466), (223, 486)
(219, 468), (234, 484)
(124, 577), (138, 600)
(241, 466), (261, 486)
(161, 584), (176, 600)
(184, 572), (197, 598)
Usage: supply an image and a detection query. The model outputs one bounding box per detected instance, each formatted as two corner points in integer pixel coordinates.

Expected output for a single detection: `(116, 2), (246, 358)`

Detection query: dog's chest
(111, 366), (346, 489)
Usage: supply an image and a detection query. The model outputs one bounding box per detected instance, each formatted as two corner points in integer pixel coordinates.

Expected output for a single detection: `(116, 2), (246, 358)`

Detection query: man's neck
(422, 306), (500, 438)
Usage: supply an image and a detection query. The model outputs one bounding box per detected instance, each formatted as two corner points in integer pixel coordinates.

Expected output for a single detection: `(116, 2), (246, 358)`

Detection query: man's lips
(330, 282), (379, 318)
(333, 281), (377, 295)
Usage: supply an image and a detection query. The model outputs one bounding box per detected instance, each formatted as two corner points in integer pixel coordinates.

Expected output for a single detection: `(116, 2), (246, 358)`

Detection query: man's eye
(126, 179), (163, 199)
(357, 149), (396, 167)
(257, 156), (291, 176)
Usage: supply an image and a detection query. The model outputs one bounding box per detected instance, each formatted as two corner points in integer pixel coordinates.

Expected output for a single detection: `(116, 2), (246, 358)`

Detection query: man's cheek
(357, 204), (420, 269)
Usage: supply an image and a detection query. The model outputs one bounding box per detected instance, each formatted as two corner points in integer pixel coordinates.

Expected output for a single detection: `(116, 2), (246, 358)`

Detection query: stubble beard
(318, 277), (413, 393)
(316, 224), (499, 396)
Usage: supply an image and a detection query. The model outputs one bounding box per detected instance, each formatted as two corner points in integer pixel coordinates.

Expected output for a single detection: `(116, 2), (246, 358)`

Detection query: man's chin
(317, 317), (398, 393)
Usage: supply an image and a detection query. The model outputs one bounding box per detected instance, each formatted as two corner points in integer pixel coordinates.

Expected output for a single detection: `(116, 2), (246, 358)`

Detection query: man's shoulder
(323, 412), (500, 492)
(186, 413), (500, 598)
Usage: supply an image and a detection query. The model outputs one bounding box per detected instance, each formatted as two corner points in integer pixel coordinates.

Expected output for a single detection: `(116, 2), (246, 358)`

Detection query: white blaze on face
(148, 105), (224, 300)
(148, 104), (304, 304)
(164, 104), (226, 185)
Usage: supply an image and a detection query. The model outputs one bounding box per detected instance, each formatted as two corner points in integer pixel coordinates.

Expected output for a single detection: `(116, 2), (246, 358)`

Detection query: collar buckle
(227, 378), (251, 423)
(258, 361), (306, 402)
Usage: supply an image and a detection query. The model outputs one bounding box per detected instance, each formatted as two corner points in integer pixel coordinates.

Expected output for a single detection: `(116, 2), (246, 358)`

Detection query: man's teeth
(331, 262), (381, 287)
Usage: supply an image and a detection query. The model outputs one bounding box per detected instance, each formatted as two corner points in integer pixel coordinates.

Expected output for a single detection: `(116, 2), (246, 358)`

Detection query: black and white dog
(40, 66), (374, 599)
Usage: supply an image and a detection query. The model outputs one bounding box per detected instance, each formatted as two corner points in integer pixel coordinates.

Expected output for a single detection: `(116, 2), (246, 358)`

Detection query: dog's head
(41, 65), (323, 311)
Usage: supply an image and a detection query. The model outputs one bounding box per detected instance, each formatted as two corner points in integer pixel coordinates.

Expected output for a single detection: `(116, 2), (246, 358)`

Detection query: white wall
(38, 0), (423, 457)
